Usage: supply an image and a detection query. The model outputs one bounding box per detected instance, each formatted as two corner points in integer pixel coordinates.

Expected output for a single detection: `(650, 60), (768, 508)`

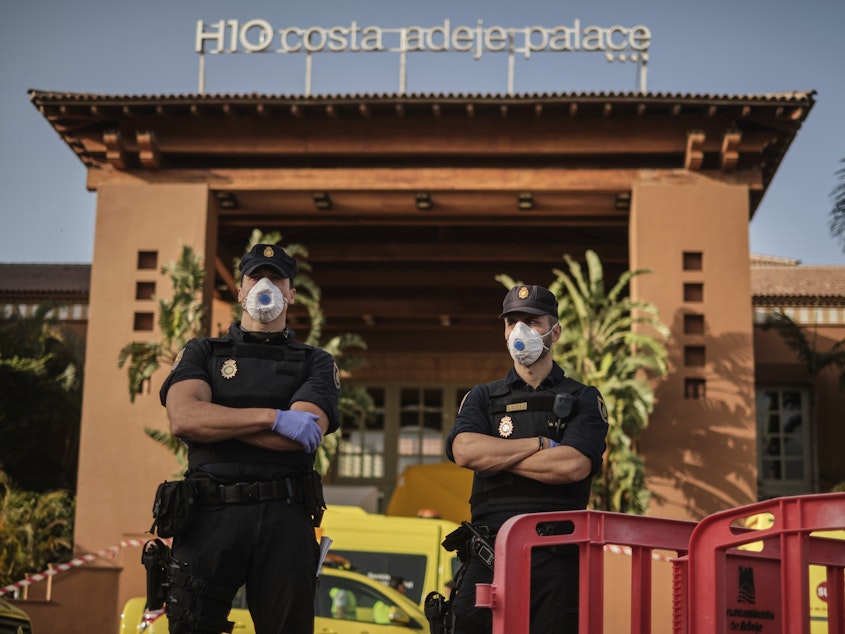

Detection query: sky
(1, 0), (843, 265)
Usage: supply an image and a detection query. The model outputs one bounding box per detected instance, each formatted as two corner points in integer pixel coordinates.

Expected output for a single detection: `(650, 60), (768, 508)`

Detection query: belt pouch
(151, 479), (197, 539)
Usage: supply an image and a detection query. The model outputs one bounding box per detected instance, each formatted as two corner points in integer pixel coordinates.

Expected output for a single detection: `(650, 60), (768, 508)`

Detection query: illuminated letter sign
(194, 19), (652, 94)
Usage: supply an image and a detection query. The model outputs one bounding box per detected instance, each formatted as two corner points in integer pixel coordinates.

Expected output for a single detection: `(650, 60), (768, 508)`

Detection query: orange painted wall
(73, 182), (216, 620)
(629, 175), (758, 521)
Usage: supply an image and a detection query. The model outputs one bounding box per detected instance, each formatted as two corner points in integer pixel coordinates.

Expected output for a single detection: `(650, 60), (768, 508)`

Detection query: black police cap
(240, 244), (298, 280)
(498, 285), (558, 318)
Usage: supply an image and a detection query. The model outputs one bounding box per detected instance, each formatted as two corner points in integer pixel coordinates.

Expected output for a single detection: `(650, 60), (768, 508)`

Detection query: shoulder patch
(333, 362), (341, 390)
(172, 347), (186, 371)
(597, 396), (609, 424)
(457, 390), (470, 414)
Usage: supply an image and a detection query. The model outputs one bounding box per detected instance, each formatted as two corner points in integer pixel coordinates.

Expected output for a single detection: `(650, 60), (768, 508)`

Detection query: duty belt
(192, 477), (303, 505)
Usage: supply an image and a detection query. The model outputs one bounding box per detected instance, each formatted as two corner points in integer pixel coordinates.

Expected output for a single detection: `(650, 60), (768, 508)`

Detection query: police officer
(159, 244), (341, 634)
(445, 285), (608, 634)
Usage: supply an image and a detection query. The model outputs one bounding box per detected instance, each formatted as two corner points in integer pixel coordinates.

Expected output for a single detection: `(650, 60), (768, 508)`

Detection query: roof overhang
(29, 90), (815, 338)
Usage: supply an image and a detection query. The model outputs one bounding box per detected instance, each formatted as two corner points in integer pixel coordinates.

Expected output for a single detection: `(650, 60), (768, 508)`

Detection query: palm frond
(507, 249), (670, 514)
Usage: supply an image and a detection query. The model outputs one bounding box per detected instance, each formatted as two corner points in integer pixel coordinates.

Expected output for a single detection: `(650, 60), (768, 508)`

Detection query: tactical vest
(186, 338), (308, 468)
(469, 377), (592, 520)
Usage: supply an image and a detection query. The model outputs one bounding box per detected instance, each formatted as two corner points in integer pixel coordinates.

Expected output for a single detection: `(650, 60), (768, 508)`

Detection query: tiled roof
(751, 264), (845, 304)
(749, 253), (802, 267)
(29, 89), (816, 104)
(0, 263), (90, 295)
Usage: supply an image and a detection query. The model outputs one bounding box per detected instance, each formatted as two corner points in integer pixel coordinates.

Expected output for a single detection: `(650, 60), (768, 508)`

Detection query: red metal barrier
(474, 510), (696, 633)
(472, 495), (845, 633)
(681, 493), (845, 634)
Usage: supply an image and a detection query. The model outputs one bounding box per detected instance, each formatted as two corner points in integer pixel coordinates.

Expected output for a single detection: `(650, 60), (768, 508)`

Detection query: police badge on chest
(498, 415), (514, 437)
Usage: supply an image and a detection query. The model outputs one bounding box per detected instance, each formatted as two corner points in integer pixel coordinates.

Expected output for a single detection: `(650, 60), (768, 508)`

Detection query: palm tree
(829, 158), (845, 250)
(499, 249), (669, 514)
(0, 304), (83, 492)
(0, 470), (74, 589)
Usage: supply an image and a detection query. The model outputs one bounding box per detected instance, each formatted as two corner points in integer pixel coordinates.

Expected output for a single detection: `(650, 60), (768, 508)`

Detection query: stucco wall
(630, 174), (757, 521)
(74, 182), (214, 613)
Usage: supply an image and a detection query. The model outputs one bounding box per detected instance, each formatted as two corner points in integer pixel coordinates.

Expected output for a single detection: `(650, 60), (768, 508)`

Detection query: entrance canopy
(30, 89), (813, 342)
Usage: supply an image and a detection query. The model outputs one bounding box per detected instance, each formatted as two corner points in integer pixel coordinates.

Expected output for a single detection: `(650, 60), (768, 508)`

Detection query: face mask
(507, 320), (557, 366)
(244, 277), (286, 323)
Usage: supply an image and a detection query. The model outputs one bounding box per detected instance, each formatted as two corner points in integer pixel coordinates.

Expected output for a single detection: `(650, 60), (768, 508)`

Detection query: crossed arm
(164, 378), (329, 452)
(450, 432), (592, 485)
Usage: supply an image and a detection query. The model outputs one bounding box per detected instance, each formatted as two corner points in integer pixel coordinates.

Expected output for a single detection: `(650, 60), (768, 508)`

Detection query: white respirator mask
(507, 320), (557, 366)
(244, 277), (286, 323)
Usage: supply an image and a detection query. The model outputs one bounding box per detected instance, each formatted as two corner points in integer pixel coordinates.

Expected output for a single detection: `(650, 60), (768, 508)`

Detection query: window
(329, 550), (428, 605)
(136, 281), (156, 300)
(133, 312), (154, 331)
(336, 387), (386, 479)
(335, 384), (472, 502)
(685, 378), (706, 399)
(756, 387), (812, 498)
(398, 387), (446, 475)
(683, 314), (705, 334)
(683, 283), (704, 302)
(683, 251), (703, 271)
(137, 250), (158, 270)
(315, 569), (416, 625)
(684, 346), (706, 367)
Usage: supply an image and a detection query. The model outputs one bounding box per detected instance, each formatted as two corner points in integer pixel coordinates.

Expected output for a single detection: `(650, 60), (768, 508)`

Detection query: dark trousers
(168, 499), (319, 634)
(451, 547), (579, 634)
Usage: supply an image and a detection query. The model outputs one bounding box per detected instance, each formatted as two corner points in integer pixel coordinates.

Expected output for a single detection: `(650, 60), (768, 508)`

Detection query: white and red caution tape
(0, 538), (148, 597)
(1, 537), (673, 598)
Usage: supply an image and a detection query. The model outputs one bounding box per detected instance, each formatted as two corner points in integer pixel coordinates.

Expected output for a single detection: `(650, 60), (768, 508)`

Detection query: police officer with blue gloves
(157, 244), (340, 634)
(444, 285), (608, 634)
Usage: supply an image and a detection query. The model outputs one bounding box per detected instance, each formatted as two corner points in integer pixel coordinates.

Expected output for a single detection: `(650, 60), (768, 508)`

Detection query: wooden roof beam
(88, 167), (762, 193)
(103, 130), (127, 170)
(685, 131), (706, 170)
(789, 107), (805, 120)
(721, 131), (742, 171)
(136, 131), (161, 170)
(299, 241), (621, 262)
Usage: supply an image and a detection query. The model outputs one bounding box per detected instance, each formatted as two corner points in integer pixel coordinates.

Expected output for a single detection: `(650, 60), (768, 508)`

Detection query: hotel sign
(195, 19), (652, 95)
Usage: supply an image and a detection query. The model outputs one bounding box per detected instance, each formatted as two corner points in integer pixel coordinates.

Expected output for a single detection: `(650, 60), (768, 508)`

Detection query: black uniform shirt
(446, 363), (607, 475)
(160, 323), (341, 433)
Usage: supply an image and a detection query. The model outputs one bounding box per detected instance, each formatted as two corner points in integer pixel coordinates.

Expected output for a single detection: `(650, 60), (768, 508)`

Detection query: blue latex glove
(272, 410), (322, 453)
